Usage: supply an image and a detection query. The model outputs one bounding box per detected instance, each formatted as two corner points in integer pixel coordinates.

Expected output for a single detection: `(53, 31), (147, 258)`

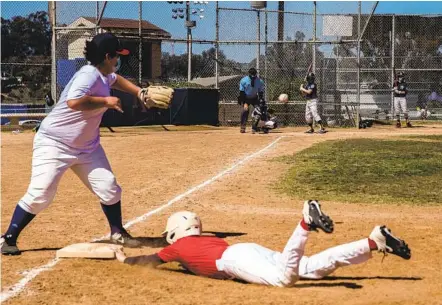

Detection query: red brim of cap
(117, 49), (130, 55)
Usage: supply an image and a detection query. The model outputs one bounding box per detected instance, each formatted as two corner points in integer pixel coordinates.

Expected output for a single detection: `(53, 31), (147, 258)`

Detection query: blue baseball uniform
(303, 83), (317, 100)
(239, 76), (265, 100)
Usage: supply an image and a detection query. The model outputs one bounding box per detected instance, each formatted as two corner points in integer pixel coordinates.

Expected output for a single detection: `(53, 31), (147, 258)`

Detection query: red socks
(368, 238), (378, 250)
(300, 219), (310, 231)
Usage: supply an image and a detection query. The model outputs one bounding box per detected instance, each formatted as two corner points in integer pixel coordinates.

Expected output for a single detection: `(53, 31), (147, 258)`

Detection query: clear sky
(2, 1), (441, 62)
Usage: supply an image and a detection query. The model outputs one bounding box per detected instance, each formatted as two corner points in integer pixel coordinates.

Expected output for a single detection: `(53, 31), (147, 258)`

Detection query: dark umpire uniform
(238, 68), (265, 133)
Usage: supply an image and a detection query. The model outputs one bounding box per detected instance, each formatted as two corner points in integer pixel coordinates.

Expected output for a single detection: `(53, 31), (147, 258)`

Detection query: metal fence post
(264, 8), (268, 101)
(215, 1), (219, 89)
(356, 1), (361, 128)
(50, 1), (57, 102)
(391, 15), (395, 118)
(139, 1), (142, 85)
(187, 1), (192, 82)
(256, 10), (260, 73)
(313, 1), (316, 73)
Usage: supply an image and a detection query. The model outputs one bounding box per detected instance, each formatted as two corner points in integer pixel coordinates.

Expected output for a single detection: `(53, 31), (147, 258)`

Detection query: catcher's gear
(306, 72), (315, 84)
(137, 86), (174, 109)
(162, 211), (202, 244)
(252, 99), (278, 132)
(238, 91), (246, 105)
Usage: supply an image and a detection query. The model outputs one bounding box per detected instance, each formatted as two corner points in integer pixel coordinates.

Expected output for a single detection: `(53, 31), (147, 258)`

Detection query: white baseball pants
(305, 99), (321, 124)
(18, 142), (121, 215)
(394, 97), (408, 116)
(216, 223), (371, 287)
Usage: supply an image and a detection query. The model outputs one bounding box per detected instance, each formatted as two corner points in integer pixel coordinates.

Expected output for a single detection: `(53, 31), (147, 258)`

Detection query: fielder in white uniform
(113, 201), (411, 287)
(393, 72), (411, 128)
(300, 73), (326, 134)
(1, 33), (145, 255)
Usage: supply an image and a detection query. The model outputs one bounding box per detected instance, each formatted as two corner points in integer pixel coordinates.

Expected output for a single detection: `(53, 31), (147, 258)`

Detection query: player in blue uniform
(300, 73), (326, 134)
(238, 68), (265, 134)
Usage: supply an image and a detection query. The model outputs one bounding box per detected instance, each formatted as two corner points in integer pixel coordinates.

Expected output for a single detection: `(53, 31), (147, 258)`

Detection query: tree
(1, 11), (51, 60)
(1, 11), (51, 99)
(161, 48), (243, 81)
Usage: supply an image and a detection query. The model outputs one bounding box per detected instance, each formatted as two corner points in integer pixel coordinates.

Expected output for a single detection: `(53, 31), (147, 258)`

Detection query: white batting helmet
(162, 211), (202, 244)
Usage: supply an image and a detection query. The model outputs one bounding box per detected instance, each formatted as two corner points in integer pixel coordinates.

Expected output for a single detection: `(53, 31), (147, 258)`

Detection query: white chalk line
(0, 136), (284, 302)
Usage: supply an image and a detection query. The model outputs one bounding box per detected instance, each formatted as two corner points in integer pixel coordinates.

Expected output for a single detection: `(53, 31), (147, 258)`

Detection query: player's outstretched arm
(67, 96), (123, 113)
(115, 247), (165, 268)
(299, 85), (312, 94)
(112, 75), (141, 97)
(125, 254), (165, 267)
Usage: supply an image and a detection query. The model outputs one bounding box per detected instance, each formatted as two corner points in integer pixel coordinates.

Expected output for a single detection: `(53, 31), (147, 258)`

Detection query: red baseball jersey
(158, 236), (230, 279)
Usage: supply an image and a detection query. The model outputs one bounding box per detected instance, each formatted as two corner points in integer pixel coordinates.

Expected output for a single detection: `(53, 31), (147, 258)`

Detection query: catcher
(1, 33), (173, 255)
(113, 201), (411, 287)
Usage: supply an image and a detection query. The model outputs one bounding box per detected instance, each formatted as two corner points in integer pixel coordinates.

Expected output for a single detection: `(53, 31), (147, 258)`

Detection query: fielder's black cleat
(110, 230), (142, 248)
(1, 236), (21, 255)
(369, 226), (411, 260)
(302, 200), (334, 233)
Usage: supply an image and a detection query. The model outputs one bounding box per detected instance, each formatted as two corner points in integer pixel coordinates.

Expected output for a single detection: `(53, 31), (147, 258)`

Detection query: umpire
(238, 68), (265, 134)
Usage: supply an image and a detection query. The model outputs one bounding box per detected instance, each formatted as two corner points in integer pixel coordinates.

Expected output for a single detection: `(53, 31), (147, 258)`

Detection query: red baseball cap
(92, 33), (129, 56)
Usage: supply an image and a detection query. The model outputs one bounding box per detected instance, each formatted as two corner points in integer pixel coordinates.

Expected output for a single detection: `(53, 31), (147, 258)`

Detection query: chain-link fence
(2, 2), (441, 131)
(1, 5), (52, 131)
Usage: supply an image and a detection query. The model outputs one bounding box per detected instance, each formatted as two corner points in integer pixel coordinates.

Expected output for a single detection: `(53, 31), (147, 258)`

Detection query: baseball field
(2, 124), (442, 304)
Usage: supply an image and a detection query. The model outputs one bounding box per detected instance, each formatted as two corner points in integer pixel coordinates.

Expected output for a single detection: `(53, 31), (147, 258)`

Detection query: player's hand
(110, 245), (127, 263)
(105, 96), (123, 113)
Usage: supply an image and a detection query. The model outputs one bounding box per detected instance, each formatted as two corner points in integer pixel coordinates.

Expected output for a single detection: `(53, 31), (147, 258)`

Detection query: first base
(56, 242), (121, 259)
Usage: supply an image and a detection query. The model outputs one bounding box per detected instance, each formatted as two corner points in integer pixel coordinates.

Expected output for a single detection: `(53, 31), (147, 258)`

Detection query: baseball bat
(305, 63), (313, 81)
(391, 66), (397, 118)
(301, 63), (313, 97)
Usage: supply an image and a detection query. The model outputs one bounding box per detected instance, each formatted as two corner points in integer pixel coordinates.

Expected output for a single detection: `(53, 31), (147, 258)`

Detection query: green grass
(399, 134), (442, 141)
(275, 138), (442, 205)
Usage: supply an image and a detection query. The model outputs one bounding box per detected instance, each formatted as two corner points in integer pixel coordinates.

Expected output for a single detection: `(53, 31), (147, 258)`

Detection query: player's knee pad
(314, 114), (322, 122)
(95, 179), (122, 205)
(18, 187), (57, 214)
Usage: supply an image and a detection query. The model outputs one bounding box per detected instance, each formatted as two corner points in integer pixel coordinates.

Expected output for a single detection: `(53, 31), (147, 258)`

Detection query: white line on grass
(0, 136), (284, 302)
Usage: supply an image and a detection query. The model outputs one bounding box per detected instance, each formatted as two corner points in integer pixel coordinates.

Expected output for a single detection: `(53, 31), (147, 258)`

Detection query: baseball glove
(138, 86), (174, 109)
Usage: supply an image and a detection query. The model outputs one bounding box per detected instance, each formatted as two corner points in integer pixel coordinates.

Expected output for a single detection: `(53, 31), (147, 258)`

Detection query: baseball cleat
(1, 236), (21, 256)
(317, 129), (327, 134)
(110, 230), (142, 248)
(252, 129), (257, 134)
(305, 129), (315, 134)
(302, 200), (334, 233)
(240, 127), (246, 133)
(369, 225), (411, 260)
(396, 122), (401, 128)
(406, 122), (412, 128)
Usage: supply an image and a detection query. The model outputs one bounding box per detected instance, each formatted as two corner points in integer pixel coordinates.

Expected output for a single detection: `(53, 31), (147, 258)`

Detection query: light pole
(169, 1), (207, 82)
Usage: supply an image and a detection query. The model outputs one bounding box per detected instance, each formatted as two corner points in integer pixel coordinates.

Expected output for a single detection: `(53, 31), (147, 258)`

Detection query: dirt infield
(2, 125), (442, 305)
